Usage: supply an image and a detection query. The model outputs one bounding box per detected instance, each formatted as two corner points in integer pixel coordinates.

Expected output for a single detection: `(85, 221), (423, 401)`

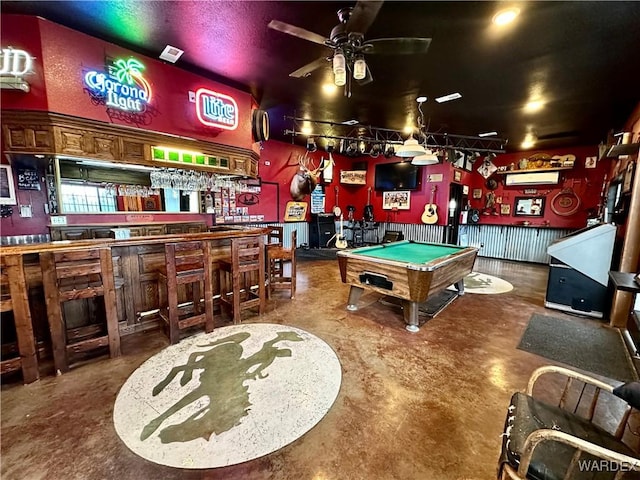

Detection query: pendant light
(411, 149), (439, 165)
(395, 135), (426, 158)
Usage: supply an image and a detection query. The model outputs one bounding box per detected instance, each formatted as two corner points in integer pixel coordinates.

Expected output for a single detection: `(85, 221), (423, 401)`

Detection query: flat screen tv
(374, 162), (420, 191)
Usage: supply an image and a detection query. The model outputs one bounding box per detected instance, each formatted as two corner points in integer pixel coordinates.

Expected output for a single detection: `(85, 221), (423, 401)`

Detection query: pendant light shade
(411, 149), (439, 165)
(395, 135), (426, 158)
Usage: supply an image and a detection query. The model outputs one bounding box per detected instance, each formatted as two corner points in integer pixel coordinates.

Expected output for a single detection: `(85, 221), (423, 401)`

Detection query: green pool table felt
(352, 241), (463, 264)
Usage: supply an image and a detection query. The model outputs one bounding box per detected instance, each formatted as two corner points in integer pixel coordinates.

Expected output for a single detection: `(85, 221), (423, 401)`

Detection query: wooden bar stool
(218, 236), (266, 324)
(40, 247), (120, 374)
(0, 254), (39, 384)
(266, 229), (297, 299)
(265, 226), (284, 277)
(158, 241), (214, 344)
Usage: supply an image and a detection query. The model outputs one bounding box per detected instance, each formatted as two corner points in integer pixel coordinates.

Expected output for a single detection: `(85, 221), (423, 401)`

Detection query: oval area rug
(449, 272), (514, 294)
(113, 323), (342, 469)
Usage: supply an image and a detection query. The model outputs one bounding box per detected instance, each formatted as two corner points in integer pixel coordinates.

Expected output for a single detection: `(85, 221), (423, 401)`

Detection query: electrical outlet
(51, 215), (67, 225)
(19, 205), (32, 218)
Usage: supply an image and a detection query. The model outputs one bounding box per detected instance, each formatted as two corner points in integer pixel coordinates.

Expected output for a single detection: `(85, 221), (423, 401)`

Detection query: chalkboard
(17, 168), (41, 191)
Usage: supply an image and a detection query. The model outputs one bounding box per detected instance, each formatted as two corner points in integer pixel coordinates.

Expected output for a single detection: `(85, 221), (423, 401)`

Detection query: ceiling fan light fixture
(411, 149), (439, 166)
(396, 136), (426, 158)
(353, 56), (367, 80)
(334, 69), (346, 86)
(333, 50), (346, 75)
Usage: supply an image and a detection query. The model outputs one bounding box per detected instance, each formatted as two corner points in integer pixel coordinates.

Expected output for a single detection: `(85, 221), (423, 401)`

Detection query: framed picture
(500, 204), (511, 215)
(585, 156), (597, 169)
(382, 190), (411, 210)
(284, 201), (308, 221)
(0, 165), (17, 205)
(453, 170), (462, 182)
(514, 196), (545, 217)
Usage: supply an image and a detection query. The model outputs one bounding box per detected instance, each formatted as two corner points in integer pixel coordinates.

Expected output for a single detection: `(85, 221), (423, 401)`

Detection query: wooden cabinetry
(58, 227), (92, 240)
(2, 111), (261, 178)
(49, 222), (205, 240)
(3, 124), (54, 153)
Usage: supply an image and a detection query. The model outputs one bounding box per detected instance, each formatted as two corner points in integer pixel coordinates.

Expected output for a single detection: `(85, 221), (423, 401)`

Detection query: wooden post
(610, 152), (640, 328)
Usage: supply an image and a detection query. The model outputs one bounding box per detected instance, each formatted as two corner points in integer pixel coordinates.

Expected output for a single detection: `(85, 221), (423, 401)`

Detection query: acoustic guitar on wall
(421, 185), (438, 224)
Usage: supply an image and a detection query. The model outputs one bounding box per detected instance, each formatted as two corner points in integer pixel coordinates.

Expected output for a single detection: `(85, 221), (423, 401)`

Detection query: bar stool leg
(100, 249), (121, 358)
(5, 255), (39, 383)
(40, 252), (68, 374)
(232, 272), (241, 324)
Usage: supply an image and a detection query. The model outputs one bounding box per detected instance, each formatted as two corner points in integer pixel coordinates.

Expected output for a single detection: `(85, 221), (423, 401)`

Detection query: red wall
(258, 140), (454, 225)
(2, 14), (254, 149)
(468, 146), (609, 229)
(260, 141), (608, 230)
(0, 15), (48, 111)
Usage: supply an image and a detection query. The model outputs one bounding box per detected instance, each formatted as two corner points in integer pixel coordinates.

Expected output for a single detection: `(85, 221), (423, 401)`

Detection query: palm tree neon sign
(84, 57), (153, 112)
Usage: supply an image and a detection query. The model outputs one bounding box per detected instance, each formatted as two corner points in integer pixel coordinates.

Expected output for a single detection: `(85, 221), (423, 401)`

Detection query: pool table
(337, 240), (478, 332)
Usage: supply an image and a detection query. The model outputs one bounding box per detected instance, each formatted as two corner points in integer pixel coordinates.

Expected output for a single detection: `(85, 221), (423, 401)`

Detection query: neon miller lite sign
(195, 88), (238, 130)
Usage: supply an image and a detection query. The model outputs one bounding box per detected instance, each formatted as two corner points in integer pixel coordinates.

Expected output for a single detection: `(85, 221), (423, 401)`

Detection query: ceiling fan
(268, 1), (431, 94)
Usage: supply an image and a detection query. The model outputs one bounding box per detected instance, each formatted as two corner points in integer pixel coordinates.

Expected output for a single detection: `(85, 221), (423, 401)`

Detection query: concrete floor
(0, 257), (632, 479)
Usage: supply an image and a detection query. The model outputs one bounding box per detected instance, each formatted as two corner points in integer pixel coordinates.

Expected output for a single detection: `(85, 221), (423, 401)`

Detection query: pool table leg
(402, 300), (420, 333)
(455, 279), (465, 295)
(346, 286), (363, 311)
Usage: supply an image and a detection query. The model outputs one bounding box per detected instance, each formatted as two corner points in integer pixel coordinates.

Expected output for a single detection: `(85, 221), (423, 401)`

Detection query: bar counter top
(0, 226), (269, 256)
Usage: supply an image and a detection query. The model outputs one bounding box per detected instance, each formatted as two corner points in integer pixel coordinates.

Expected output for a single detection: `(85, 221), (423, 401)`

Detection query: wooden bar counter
(0, 226), (270, 341)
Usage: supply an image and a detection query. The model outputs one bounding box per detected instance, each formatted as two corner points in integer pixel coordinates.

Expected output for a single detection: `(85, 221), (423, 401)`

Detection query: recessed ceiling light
(435, 92), (462, 103)
(521, 132), (537, 149)
(492, 7), (520, 26)
(159, 45), (184, 63)
(478, 131), (498, 137)
(524, 100), (545, 113)
(416, 96), (427, 103)
(322, 83), (338, 95)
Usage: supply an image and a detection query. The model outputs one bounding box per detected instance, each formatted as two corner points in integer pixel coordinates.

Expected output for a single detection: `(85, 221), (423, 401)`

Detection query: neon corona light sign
(195, 88), (238, 130)
(84, 58), (152, 112)
(0, 48), (33, 76)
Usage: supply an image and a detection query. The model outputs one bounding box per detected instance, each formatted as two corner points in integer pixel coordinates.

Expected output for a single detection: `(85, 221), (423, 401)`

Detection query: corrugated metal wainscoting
(251, 222), (574, 264)
(249, 222), (308, 249)
(466, 225), (574, 264)
(376, 222), (446, 244)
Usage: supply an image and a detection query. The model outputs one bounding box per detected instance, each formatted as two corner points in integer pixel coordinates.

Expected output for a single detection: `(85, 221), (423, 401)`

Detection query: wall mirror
(54, 157), (201, 214)
(514, 196), (545, 216)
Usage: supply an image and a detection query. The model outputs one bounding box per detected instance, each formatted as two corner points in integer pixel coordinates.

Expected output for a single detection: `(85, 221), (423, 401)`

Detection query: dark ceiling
(4, 1), (640, 153)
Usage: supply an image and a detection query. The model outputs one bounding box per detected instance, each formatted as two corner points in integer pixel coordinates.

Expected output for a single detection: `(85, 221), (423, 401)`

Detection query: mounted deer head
(289, 153), (327, 201)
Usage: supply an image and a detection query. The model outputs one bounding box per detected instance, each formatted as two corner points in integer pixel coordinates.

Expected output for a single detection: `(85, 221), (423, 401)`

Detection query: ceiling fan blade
(356, 64), (373, 86)
(365, 37), (432, 55)
(268, 20), (328, 46)
(289, 56), (330, 78)
(346, 0), (384, 35)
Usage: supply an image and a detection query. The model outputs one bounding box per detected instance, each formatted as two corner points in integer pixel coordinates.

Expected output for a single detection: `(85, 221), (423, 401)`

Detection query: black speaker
(309, 213), (336, 248)
(382, 230), (404, 243)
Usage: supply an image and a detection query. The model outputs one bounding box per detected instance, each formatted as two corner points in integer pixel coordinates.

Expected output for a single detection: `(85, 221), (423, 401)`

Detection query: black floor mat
(517, 314), (637, 382)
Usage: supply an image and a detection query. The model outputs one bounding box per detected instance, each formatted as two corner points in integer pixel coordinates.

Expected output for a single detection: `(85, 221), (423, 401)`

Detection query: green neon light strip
(151, 147), (229, 169)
